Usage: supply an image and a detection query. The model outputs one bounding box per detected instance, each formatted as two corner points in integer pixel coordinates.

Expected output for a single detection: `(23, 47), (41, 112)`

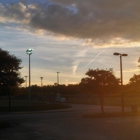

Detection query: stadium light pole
(25, 76), (28, 87)
(113, 52), (128, 113)
(26, 48), (33, 99)
(57, 72), (60, 93)
(113, 53), (128, 85)
(40, 77), (43, 87)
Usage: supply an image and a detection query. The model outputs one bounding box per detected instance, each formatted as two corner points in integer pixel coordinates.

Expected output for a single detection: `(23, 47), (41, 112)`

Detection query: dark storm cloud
(0, 2), (29, 23)
(0, 0), (140, 43)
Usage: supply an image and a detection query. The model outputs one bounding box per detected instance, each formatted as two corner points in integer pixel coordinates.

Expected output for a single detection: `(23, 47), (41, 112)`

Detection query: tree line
(0, 48), (140, 97)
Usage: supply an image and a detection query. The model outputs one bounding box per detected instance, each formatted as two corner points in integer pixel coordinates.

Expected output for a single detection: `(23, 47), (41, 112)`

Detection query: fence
(65, 94), (140, 107)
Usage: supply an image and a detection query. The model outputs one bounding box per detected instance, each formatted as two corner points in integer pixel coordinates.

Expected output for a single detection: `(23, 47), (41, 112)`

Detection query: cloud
(124, 68), (140, 73)
(83, 50), (105, 68)
(72, 49), (88, 75)
(74, 49), (88, 57)
(72, 65), (78, 75)
(0, 0), (140, 45)
(0, 2), (29, 23)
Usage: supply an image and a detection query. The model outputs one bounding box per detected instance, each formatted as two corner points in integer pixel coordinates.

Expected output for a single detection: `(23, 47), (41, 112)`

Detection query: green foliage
(80, 69), (120, 94)
(83, 112), (140, 118)
(0, 100), (71, 112)
(84, 69), (120, 86)
(122, 58), (140, 95)
(129, 74), (140, 84)
(138, 57), (140, 68)
(19, 84), (80, 95)
(0, 48), (24, 95)
(123, 74), (140, 95)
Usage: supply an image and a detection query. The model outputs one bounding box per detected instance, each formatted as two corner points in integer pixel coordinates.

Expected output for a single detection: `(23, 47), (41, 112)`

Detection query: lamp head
(113, 52), (120, 56)
(122, 54), (128, 56)
(113, 52), (128, 57)
(26, 48), (34, 55)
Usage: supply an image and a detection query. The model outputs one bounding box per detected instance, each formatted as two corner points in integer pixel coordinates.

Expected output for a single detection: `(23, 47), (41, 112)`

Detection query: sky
(0, 0), (140, 87)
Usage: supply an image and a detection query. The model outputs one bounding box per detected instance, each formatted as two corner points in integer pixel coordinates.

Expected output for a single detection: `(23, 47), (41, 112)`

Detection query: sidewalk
(0, 103), (133, 115)
(43, 104), (128, 113)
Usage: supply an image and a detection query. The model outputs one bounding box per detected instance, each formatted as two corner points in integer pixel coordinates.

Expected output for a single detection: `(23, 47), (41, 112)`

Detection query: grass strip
(83, 111), (140, 118)
(0, 103), (71, 112)
(0, 121), (11, 129)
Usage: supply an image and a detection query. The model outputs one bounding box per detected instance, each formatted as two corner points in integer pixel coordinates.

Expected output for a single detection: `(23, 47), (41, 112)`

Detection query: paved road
(0, 104), (140, 140)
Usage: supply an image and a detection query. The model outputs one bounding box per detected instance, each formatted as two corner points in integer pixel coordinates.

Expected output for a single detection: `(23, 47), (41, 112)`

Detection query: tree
(129, 74), (140, 84)
(0, 48), (24, 111)
(138, 57), (140, 68)
(80, 69), (120, 113)
(80, 69), (120, 93)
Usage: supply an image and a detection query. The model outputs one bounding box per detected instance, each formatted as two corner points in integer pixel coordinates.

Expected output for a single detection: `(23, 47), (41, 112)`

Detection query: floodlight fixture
(122, 54), (128, 56)
(113, 52), (120, 56)
(26, 48), (34, 55)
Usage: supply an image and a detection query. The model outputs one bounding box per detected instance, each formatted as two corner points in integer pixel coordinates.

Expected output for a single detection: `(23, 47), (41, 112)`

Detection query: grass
(83, 111), (140, 118)
(0, 104), (71, 112)
(0, 100), (71, 129)
(0, 100), (71, 112)
(0, 122), (11, 129)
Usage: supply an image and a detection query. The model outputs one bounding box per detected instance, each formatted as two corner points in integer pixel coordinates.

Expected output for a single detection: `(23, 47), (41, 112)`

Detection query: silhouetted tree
(125, 74), (140, 95)
(80, 69), (120, 93)
(125, 58), (140, 94)
(80, 69), (120, 113)
(0, 48), (24, 95)
(138, 57), (140, 68)
(0, 48), (24, 88)
(0, 48), (24, 111)
(129, 74), (140, 84)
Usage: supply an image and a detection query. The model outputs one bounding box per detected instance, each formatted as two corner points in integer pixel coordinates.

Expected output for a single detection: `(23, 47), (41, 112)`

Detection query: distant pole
(113, 52), (128, 113)
(25, 76), (28, 87)
(40, 77), (43, 87)
(57, 72), (60, 93)
(120, 55), (123, 85)
(113, 52), (128, 85)
(29, 54), (31, 98)
(40, 77), (44, 101)
(26, 48), (33, 100)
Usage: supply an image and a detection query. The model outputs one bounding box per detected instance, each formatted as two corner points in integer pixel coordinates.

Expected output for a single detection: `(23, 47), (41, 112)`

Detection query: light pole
(55, 72), (61, 102)
(113, 52), (128, 112)
(40, 77), (43, 87)
(40, 77), (44, 101)
(113, 53), (128, 85)
(57, 72), (60, 93)
(26, 48), (33, 99)
(25, 76), (28, 87)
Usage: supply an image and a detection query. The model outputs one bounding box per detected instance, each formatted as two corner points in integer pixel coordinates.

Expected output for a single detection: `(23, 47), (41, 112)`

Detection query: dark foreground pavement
(0, 104), (140, 140)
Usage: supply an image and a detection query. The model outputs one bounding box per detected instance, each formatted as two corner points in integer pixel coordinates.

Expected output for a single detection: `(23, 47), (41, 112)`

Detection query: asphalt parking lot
(0, 104), (140, 140)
